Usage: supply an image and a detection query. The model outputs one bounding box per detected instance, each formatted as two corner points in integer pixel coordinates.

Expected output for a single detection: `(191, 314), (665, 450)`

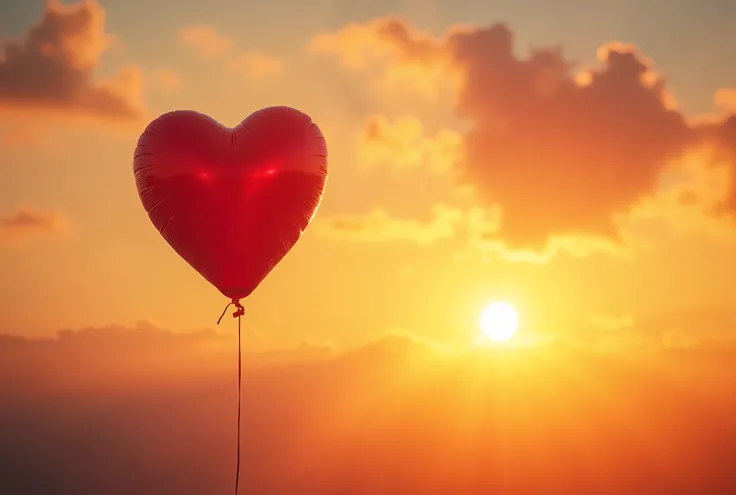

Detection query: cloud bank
(1, 322), (736, 494)
(310, 17), (736, 253)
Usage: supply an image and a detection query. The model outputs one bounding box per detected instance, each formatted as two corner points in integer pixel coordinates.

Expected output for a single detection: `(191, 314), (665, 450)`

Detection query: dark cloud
(310, 18), (736, 249)
(0, 0), (146, 121)
(2, 322), (736, 494)
(447, 34), (690, 247)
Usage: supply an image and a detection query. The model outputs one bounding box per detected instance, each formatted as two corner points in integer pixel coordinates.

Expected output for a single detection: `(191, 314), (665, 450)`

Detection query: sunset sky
(2, 1), (736, 493)
(1, 0), (735, 347)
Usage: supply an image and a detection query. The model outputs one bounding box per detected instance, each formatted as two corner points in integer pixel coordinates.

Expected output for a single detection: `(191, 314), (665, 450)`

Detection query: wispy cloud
(178, 25), (233, 57)
(0, 208), (68, 244)
(179, 24), (284, 79)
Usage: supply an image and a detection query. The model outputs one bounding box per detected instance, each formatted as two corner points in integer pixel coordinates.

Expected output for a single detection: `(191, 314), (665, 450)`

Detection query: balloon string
(235, 311), (242, 495)
(217, 298), (245, 495)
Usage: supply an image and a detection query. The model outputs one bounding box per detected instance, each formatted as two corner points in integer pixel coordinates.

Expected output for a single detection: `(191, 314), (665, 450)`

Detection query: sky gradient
(1, 1), (736, 492)
(1, 0), (736, 346)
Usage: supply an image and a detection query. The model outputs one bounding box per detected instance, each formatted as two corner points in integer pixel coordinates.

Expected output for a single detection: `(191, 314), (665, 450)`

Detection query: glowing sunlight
(4, 1), (736, 493)
(479, 302), (519, 342)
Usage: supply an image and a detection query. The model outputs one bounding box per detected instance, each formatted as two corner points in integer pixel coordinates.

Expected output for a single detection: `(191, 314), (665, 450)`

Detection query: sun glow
(480, 302), (519, 341)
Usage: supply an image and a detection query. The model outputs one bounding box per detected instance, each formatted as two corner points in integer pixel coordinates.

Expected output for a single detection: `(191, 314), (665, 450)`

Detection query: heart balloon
(133, 106), (328, 301)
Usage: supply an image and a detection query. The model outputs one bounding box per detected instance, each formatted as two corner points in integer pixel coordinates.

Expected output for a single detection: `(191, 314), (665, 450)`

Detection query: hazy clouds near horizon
(1, 323), (736, 494)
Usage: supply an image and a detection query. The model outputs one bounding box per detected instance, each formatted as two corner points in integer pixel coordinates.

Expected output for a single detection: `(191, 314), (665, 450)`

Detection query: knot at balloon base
(217, 299), (246, 325)
(231, 299), (245, 318)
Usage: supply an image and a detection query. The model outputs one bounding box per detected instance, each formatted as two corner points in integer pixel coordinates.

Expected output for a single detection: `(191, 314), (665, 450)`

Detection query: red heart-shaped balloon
(133, 106), (328, 301)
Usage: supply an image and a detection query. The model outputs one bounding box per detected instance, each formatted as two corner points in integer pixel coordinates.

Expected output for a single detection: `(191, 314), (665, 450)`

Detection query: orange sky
(2, 323), (736, 494)
(2, 1), (736, 493)
(1, 0), (736, 349)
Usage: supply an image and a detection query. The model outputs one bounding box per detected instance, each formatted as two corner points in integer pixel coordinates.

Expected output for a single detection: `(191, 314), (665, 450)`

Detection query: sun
(480, 302), (519, 341)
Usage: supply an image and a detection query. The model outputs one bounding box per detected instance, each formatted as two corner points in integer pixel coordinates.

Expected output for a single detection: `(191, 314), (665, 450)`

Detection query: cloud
(0, 0), (146, 122)
(179, 25), (284, 79)
(316, 205), (465, 244)
(359, 115), (462, 173)
(2, 322), (736, 494)
(150, 68), (182, 91)
(464, 232), (623, 264)
(316, 204), (614, 264)
(178, 25), (233, 57)
(624, 148), (736, 239)
(309, 18), (736, 252)
(307, 18), (458, 99)
(227, 52), (284, 79)
(316, 201), (624, 264)
(714, 87), (736, 114)
(0, 208), (68, 244)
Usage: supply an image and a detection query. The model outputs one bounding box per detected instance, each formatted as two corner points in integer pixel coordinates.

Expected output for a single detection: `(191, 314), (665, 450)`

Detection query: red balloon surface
(133, 106), (328, 301)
